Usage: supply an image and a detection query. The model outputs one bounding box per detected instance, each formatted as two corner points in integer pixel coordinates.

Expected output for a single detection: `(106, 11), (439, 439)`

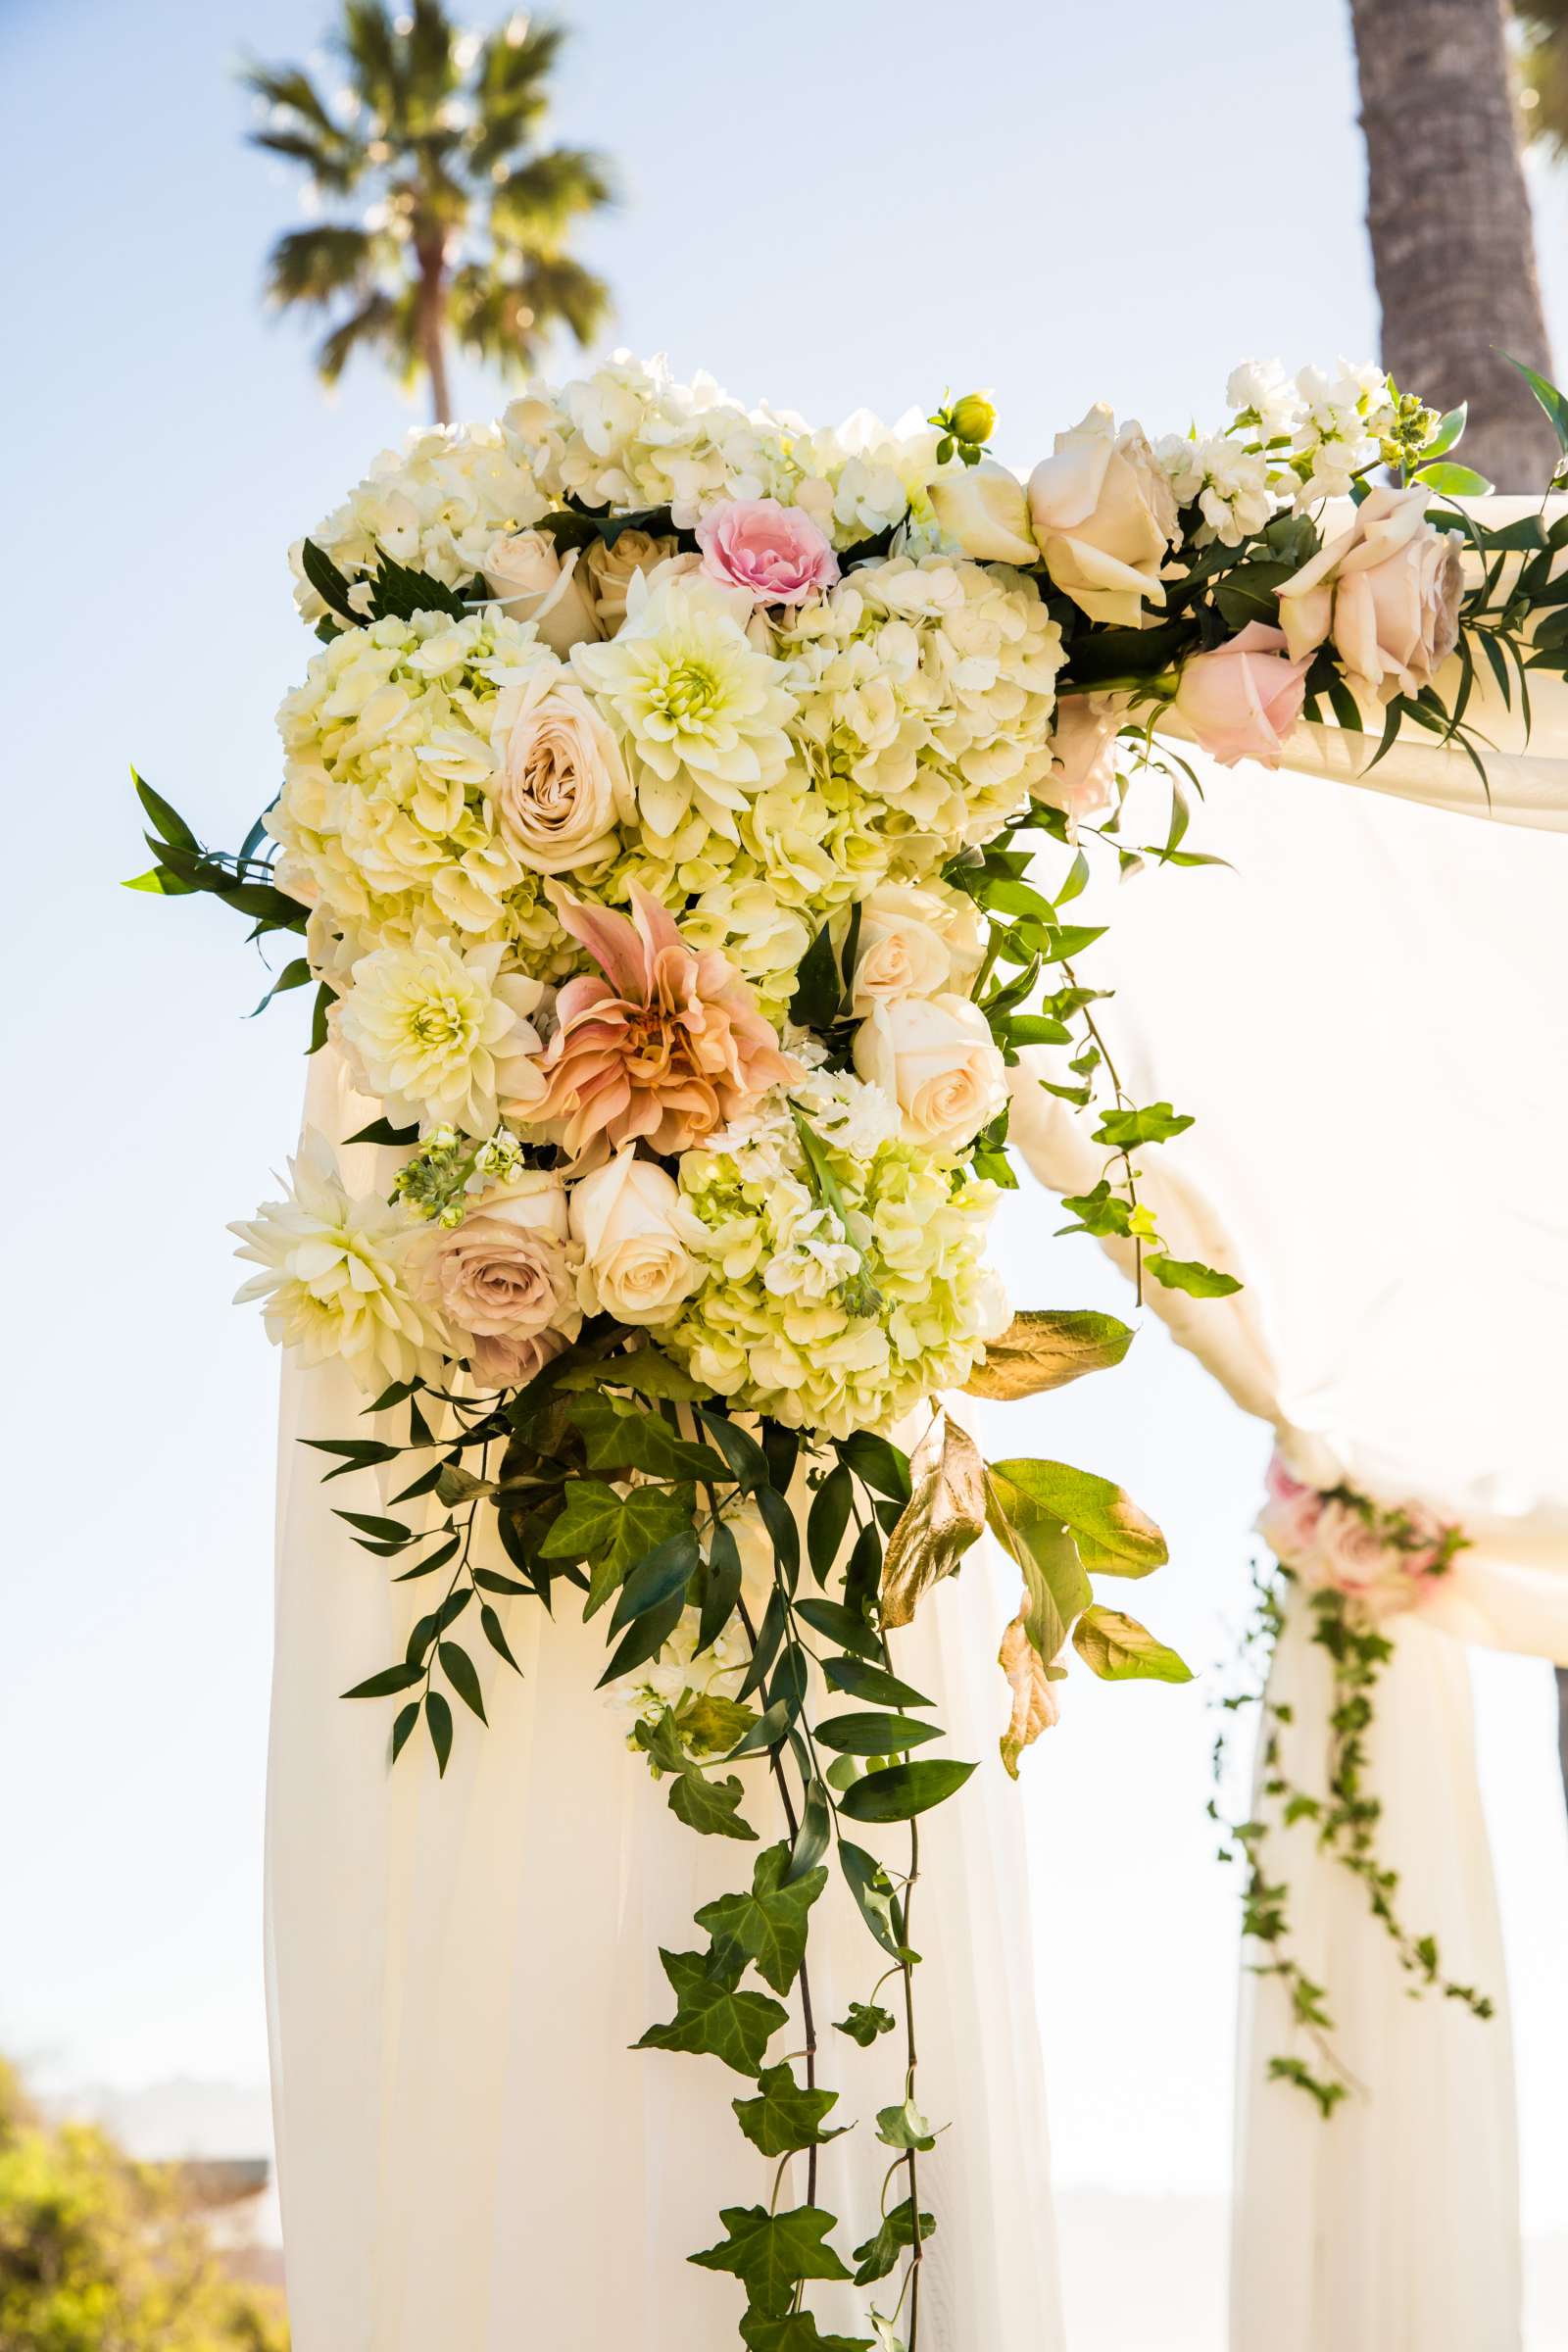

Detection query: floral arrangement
(132, 348), (1565, 2345)
(1212, 1455), (1490, 2120)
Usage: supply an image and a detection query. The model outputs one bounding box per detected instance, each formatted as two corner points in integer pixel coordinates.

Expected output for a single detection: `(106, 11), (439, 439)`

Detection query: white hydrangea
(291, 420), (549, 624)
(790, 407), (949, 551)
(604, 1599), (750, 1738)
(270, 608), (571, 972)
(665, 1074), (1007, 1437)
(1156, 432), (1278, 546)
(779, 553), (1065, 875)
(231, 1132), (445, 1391)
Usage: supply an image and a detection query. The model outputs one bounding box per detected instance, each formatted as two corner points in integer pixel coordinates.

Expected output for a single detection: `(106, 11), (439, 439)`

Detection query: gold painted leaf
(879, 1416), (987, 1631)
(964, 1309), (1135, 1401)
(998, 1608), (1061, 1777)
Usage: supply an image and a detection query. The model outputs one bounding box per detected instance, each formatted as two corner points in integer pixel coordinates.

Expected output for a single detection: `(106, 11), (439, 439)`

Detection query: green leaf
(609, 1530), (701, 1635)
(390, 1701), (419, 1762)
(837, 1758), (976, 1823)
(732, 2064), (848, 2159)
(740, 2314), (872, 2352)
(299, 536), (363, 625)
(1502, 352), (1568, 457)
(564, 1394), (722, 1483)
(806, 1466), (854, 1583)
(838, 1839), (914, 1962)
(789, 1782), (832, 1881)
(1423, 402), (1467, 460)
(853, 2199), (935, 2287)
(822, 1655), (934, 1710)
(816, 1712), (942, 1755)
(538, 1480), (692, 1611)
(1092, 1101), (1194, 1149)
(835, 1999), (897, 2047)
(789, 918), (846, 1028)
(479, 1603), (522, 1675)
(435, 1463), (497, 1507)
(984, 1476), (1085, 1665)
(839, 1432), (911, 1503)
(1212, 559), (1292, 630)
(425, 1690), (453, 1776)
(964, 1307), (1134, 1400)
(1146, 1252), (1242, 1298)
(694, 1409), (772, 1492)
(794, 1595), (882, 1661)
(699, 1519), (744, 1653)
(249, 956), (312, 1017)
(1412, 461), (1494, 497)
(334, 1509), (412, 1544)
(638, 1947), (786, 2077)
(597, 1590), (686, 1687)
(341, 1661), (423, 1700)
(690, 2205), (854, 2317)
(438, 1641), (487, 1722)
(132, 771), (199, 852)
(558, 1349), (710, 1402)
(670, 1769), (759, 1840)
(988, 1457), (1167, 1578)
(674, 1690), (759, 1758)
(695, 1844), (827, 1991)
(344, 1116), (419, 1148)
(875, 2097), (937, 2152)
(1072, 1603), (1194, 1685)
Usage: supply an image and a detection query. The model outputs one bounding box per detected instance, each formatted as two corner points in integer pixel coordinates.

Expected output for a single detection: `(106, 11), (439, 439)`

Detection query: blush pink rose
(1173, 622), (1311, 767)
(410, 1174), (582, 1390)
(1037, 691), (1126, 821)
(695, 498), (840, 607)
(1275, 484), (1464, 700)
(1255, 1454), (1325, 1565)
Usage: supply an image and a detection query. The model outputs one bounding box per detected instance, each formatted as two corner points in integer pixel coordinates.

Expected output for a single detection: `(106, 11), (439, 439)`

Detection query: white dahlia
(231, 1133), (444, 1391)
(333, 932), (547, 1135)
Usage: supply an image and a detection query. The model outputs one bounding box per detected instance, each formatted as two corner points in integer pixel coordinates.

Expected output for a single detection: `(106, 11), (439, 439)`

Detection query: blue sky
(3, 0), (1566, 2282)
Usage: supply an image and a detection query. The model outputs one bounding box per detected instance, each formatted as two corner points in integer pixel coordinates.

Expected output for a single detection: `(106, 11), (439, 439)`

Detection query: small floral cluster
(1255, 1453), (1464, 1619)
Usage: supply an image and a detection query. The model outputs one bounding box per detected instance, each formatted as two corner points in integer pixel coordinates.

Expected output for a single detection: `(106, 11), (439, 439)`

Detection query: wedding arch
(132, 352), (1568, 2351)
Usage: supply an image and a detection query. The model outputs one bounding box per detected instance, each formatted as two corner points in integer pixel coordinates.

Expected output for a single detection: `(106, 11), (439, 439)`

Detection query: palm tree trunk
(415, 238), (453, 426)
(1348, 0), (1557, 486)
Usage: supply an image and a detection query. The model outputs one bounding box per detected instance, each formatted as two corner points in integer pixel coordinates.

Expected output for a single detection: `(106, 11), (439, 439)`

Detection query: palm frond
(316, 290), (400, 385)
(241, 61), (340, 136)
(467, 19), (568, 170)
(265, 224), (376, 308)
(488, 147), (615, 252)
(340, 0), (404, 127)
(450, 252), (610, 375)
(518, 253), (610, 349)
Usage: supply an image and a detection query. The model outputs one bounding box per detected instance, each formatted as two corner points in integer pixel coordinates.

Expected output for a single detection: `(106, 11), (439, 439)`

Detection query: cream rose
(1275, 485), (1464, 699)
(580, 528), (682, 632)
(1026, 406), (1179, 625)
(496, 669), (629, 875)
(412, 1172), (581, 1388)
(482, 529), (600, 655)
(849, 882), (986, 1014)
(569, 1148), (706, 1327)
(928, 459), (1038, 565)
(852, 992), (1007, 1152)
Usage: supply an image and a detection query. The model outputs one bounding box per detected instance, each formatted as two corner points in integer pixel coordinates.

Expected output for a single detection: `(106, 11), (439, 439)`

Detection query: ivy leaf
(740, 2314), (872, 2352)
(1092, 1101), (1194, 1149)
(557, 1349), (710, 1401)
(1072, 1603), (1193, 1685)
(852, 2199), (936, 2286)
(695, 1843), (827, 1991)
(564, 1394), (722, 1483)
(1146, 1252), (1243, 1298)
(879, 1415), (986, 1632)
(875, 2097), (937, 2152)
(963, 1308), (1134, 1401)
(731, 2063), (848, 2158)
(637, 1948), (786, 2077)
(835, 2000), (897, 2047)
(538, 1481), (692, 1598)
(689, 2205), (854, 2316)
(669, 1770), (759, 1841)
(674, 1690), (758, 1757)
(837, 1759), (976, 1824)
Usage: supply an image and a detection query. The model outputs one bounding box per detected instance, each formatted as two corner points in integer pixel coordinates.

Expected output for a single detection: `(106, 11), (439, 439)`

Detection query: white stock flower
(1155, 432), (1276, 546)
(333, 932), (548, 1134)
(1291, 360), (1396, 506)
(231, 1132), (443, 1390)
(1225, 359), (1302, 442)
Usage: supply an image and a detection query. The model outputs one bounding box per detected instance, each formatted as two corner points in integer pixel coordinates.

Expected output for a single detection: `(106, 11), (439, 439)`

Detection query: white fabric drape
(267, 1047), (1063, 2352)
(1009, 663), (1568, 2349)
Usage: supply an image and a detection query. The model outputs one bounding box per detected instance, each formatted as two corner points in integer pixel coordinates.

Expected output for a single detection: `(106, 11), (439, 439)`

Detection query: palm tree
(245, 1), (613, 422)
(1348, 0), (1557, 486)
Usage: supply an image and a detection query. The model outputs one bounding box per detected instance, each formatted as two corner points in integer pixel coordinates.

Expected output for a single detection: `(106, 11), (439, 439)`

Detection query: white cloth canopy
(1010, 641), (1568, 2349)
(267, 1050), (1063, 2352)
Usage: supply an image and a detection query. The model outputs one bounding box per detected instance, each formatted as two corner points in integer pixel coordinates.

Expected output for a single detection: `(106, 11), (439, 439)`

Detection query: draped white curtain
(1009, 625), (1568, 2349)
(267, 1048), (1063, 2352)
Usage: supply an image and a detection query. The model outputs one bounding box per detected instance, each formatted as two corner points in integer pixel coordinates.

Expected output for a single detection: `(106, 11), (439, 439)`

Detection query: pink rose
(1275, 485), (1464, 700)
(695, 498), (840, 607)
(411, 1174), (582, 1390)
(1037, 692), (1126, 821)
(1255, 1454), (1324, 1566)
(1173, 623), (1311, 768)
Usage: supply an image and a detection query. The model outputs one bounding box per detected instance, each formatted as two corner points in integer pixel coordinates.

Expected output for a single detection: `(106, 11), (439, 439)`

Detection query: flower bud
(950, 392), (997, 448)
